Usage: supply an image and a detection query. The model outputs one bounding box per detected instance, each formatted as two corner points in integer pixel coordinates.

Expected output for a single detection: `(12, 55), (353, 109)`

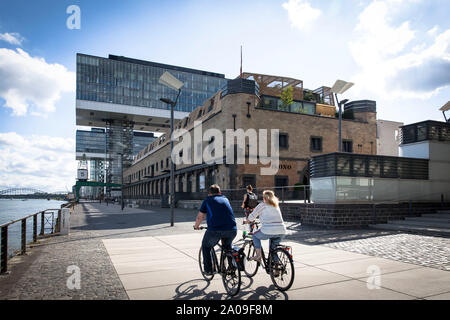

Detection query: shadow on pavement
(71, 203), (198, 231)
(173, 277), (288, 300)
(284, 221), (400, 245)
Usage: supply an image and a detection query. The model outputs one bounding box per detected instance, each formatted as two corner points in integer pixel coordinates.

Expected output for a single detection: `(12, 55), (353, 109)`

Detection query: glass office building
(76, 128), (106, 155)
(76, 128), (156, 158)
(76, 54), (227, 113)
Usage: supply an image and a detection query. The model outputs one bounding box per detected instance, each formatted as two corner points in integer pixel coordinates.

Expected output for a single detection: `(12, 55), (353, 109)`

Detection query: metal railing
(400, 120), (450, 144)
(310, 152), (429, 180)
(0, 202), (72, 274)
(126, 185), (311, 203)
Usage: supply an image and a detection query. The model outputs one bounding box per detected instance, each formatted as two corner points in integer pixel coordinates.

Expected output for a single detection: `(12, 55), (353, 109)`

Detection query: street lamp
(159, 71), (184, 227)
(331, 80), (354, 152)
(440, 101), (450, 123)
(117, 142), (128, 211)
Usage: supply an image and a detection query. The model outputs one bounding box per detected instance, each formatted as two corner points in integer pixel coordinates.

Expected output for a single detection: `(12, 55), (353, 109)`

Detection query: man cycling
(194, 184), (237, 275)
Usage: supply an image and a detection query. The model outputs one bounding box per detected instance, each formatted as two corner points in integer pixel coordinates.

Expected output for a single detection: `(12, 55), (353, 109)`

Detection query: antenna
(240, 45), (243, 78)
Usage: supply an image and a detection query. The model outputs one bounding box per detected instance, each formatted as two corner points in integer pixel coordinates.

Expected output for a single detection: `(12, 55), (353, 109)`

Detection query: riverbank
(1, 202), (449, 300)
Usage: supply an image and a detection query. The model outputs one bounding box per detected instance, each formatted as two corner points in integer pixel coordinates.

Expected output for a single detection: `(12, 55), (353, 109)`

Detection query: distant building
(376, 119), (403, 156)
(76, 128), (155, 198)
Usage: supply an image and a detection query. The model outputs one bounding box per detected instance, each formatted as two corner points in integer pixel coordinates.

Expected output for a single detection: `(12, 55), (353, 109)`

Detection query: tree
(303, 90), (315, 102)
(280, 86), (294, 109)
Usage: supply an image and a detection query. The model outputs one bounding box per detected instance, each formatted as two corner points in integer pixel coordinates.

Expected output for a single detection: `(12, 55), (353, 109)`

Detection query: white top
(247, 202), (287, 235)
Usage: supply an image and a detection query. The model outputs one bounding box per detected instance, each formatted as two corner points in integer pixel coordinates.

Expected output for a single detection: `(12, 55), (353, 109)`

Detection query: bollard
(303, 187), (306, 204)
(33, 214), (37, 243)
(56, 210), (61, 233)
(21, 219), (26, 255)
(40, 211), (45, 235)
(1, 225), (7, 274)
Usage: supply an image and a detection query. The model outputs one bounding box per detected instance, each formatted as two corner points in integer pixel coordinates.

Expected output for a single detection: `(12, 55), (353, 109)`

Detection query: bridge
(0, 188), (68, 199)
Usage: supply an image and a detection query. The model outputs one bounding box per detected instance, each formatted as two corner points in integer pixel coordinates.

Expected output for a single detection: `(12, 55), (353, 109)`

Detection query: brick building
(122, 73), (377, 200)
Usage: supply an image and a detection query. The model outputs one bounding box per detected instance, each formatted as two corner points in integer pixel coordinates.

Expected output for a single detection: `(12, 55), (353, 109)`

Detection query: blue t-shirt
(199, 195), (237, 231)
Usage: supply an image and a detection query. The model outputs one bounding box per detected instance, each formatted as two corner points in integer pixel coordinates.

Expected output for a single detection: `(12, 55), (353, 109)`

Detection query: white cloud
(0, 48), (75, 116)
(0, 132), (76, 192)
(0, 32), (24, 45)
(349, 0), (450, 100)
(282, 0), (321, 31)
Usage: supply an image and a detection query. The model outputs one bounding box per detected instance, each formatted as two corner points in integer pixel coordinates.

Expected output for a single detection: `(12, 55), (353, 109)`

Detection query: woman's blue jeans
(252, 230), (284, 250)
(252, 230), (284, 263)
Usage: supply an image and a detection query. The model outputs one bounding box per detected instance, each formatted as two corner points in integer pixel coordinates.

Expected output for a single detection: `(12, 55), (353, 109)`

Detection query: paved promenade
(0, 202), (449, 300)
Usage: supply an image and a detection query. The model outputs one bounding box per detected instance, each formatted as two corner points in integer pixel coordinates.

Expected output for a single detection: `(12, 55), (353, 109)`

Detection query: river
(0, 199), (67, 256)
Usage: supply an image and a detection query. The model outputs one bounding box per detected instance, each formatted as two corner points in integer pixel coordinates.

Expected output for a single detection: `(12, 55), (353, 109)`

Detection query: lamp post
(440, 101), (450, 123)
(331, 80), (354, 152)
(116, 142), (128, 211)
(119, 152), (124, 210)
(159, 71), (184, 227)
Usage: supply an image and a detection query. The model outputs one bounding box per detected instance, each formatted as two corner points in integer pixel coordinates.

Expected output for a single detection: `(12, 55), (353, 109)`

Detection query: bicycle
(195, 227), (242, 297)
(240, 221), (295, 291)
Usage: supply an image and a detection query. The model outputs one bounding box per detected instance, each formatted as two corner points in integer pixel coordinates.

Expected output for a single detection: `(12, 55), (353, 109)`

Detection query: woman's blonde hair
(263, 190), (279, 208)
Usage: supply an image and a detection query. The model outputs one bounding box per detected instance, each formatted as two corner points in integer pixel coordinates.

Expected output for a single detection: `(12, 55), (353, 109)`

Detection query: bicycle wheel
(221, 252), (241, 297)
(269, 248), (295, 291)
(198, 247), (215, 281)
(242, 241), (259, 277)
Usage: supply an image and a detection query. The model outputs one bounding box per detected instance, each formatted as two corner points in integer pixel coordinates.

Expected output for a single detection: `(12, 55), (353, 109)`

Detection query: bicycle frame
(209, 243), (225, 274)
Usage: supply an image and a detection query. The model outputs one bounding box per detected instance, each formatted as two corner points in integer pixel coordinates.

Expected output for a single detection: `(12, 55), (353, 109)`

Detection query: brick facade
(123, 76), (377, 199)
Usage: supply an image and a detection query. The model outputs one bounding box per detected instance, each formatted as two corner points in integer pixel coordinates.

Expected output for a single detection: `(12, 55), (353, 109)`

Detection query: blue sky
(0, 0), (449, 190)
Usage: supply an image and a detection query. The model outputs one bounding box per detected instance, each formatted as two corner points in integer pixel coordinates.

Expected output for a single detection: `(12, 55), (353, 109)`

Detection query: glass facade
(76, 128), (106, 154)
(76, 129), (156, 157)
(76, 54), (227, 112)
(260, 95), (316, 115)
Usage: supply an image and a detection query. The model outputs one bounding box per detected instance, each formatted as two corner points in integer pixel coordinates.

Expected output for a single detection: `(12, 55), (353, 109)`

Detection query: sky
(0, 0), (449, 191)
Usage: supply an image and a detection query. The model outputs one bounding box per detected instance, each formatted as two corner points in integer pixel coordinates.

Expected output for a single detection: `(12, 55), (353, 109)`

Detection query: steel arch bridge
(0, 188), (49, 196)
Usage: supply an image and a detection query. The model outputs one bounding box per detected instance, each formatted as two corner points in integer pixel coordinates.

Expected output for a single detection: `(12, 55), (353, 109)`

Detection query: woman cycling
(241, 185), (258, 216)
(244, 190), (287, 262)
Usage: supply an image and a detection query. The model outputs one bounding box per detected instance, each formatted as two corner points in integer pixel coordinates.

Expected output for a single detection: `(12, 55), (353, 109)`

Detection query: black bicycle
(241, 221), (295, 291)
(195, 227), (242, 297)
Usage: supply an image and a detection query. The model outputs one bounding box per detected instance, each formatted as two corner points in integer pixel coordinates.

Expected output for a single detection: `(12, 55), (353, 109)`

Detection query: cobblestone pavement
(285, 222), (450, 272)
(0, 202), (205, 300)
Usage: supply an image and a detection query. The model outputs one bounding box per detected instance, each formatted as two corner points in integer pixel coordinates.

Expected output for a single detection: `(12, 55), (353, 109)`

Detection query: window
(208, 99), (214, 112)
(166, 158), (169, 167)
(242, 175), (256, 188)
(275, 176), (289, 187)
(279, 133), (289, 149)
(161, 160), (163, 169)
(310, 136), (322, 152)
(262, 96), (278, 109)
(156, 162), (158, 171)
(343, 140), (353, 153)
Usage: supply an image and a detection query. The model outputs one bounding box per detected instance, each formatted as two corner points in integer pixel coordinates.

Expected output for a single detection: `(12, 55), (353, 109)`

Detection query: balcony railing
(220, 78), (260, 98)
(400, 120), (450, 144)
(310, 152), (429, 180)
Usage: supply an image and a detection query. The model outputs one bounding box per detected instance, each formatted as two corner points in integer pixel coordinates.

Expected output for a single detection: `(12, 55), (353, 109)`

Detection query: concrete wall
(311, 176), (450, 203)
(377, 119), (403, 156)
